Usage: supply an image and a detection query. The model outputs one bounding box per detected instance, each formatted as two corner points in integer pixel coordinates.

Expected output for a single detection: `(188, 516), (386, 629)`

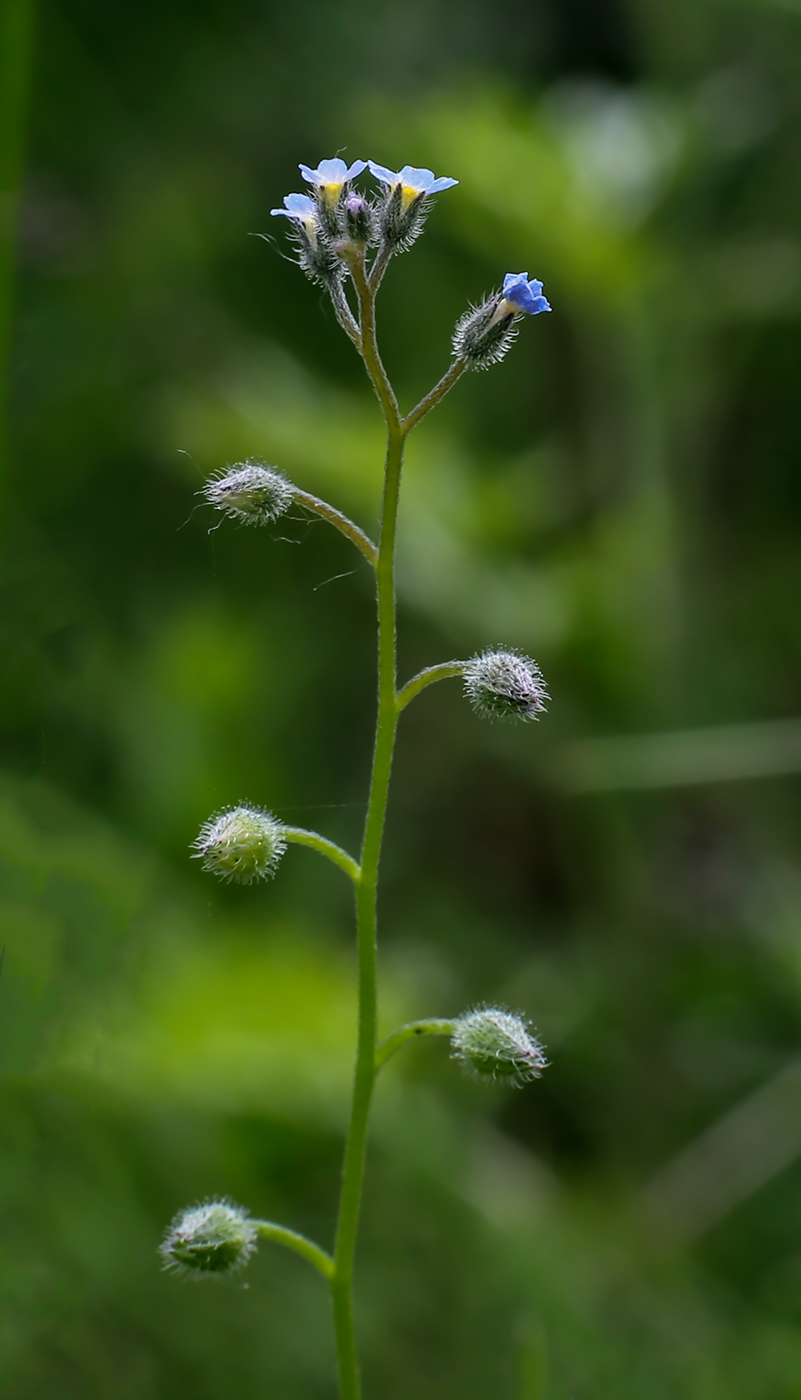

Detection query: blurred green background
(2, 0), (801, 1394)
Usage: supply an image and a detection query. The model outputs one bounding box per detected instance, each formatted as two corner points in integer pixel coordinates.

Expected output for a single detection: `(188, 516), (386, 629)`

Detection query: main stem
(331, 417), (405, 1400)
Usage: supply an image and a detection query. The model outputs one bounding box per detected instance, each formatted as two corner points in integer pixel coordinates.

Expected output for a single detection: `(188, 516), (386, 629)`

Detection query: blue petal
(315, 157), (349, 182)
(398, 166), (436, 190)
(501, 271), (551, 315)
(298, 164), (318, 184)
(502, 272), (530, 297)
(367, 161), (399, 185)
(428, 176), (459, 192)
(271, 193), (316, 218)
(345, 159), (367, 180)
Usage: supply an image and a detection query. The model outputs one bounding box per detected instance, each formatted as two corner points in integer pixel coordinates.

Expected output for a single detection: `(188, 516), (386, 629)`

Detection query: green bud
(160, 1199), (258, 1277)
(462, 648), (548, 722)
(203, 461), (294, 525)
(192, 804), (287, 884)
(451, 1007), (547, 1087)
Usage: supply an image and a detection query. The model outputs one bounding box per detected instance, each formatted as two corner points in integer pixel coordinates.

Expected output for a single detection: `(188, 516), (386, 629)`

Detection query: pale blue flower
(270, 193), (318, 240)
(299, 157), (367, 203)
(367, 161), (458, 207)
(499, 272), (551, 316)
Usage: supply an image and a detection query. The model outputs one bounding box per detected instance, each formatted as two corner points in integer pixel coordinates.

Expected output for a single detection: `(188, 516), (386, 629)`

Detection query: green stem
(255, 1220), (334, 1279)
(0, 0), (35, 519)
(331, 402), (405, 1398)
(396, 661), (465, 714)
(290, 487), (377, 568)
(403, 357), (467, 434)
(375, 1019), (455, 1071)
(282, 826), (361, 884)
(328, 248), (469, 1400)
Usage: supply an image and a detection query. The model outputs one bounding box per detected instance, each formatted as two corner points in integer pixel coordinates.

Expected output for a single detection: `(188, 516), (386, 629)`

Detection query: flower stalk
(172, 155), (552, 1400)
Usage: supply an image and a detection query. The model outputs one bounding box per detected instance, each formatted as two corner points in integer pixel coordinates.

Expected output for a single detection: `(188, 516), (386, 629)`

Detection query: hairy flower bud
(451, 1008), (547, 1086)
(160, 1200), (258, 1277)
(342, 194), (376, 245)
(203, 461), (294, 525)
(463, 648), (548, 722)
(192, 805), (287, 883)
(452, 295), (518, 370)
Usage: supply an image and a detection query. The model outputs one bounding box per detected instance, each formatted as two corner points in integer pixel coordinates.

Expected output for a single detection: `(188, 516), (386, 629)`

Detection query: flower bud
(463, 649), (548, 722)
(452, 295), (518, 370)
(451, 1008), (547, 1086)
(342, 194), (376, 245)
(160, 1199), (258, 1276)
(192, 805), (287, 884)
(203, 461), (294, 526)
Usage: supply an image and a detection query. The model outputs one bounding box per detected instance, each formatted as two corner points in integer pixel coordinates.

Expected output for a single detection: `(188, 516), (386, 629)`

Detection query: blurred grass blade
(555, 718), (801, 792)
(642, 1058), (801, 1239)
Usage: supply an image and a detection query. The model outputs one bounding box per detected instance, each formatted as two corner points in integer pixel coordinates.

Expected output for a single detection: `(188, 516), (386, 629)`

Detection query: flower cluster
(270, 154), (459, 281)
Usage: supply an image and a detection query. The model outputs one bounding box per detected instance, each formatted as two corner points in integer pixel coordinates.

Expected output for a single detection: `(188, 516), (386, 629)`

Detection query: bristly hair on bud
(160, 1199), (258, 1278)
(342, 193), (377, 246)
(203, 461), (294, 526)
(451, 1007), (547, 1087)
(463, 648), (548, 722)
(452, 295), (518, 370)
(192, 804), (287, 884)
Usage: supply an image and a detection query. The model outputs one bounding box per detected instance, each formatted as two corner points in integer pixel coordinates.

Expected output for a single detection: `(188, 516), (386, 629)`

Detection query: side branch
(291, 488), (378, 567)
(283, 826), (361, 884)
(254, 1221), (334, 1279)
(375, 1019), (455, 1071)
(396, 661), (465, 713)
(403, 358), (467, 436)
(329, 277), (362, 348)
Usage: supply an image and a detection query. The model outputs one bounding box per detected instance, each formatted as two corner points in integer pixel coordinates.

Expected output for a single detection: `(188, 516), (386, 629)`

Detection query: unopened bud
(452, 295), (518, 370)
(160, 1199), (258, 1277)
(451, 1008), (547, 1086)
(342, 194), (376, 245)
(203, 461), (294, 525)
(192, 805), (287, 884)
(463, 648), (548, 722)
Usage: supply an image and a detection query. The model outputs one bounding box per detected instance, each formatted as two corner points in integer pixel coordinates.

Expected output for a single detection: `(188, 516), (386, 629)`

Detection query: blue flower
(270, 193), (318, 239)
(299, 157), (367, 203)
(367, 161), (458, 208)
(499, 272), (551, 316)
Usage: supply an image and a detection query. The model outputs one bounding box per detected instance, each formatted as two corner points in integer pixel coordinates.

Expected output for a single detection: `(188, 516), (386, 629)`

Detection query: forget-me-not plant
(161, 154), (552, 1400)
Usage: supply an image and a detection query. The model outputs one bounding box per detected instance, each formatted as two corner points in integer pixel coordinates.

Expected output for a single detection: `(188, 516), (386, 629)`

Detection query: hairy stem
(329, 276), (361, 348)
(254, 1221), (334, 1279)
(375, 1019), (455, 1071)
(282, 826), (361, 883)
(396, 660), (465, 713)
(345, 250), (400, 430)
(403, 357), (467, 435)
(290, 487), (377, 567)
